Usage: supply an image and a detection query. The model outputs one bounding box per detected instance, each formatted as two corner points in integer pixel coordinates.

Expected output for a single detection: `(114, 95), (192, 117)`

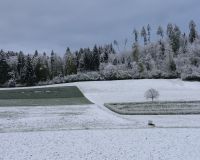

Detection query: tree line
(0, 20), (200, 87)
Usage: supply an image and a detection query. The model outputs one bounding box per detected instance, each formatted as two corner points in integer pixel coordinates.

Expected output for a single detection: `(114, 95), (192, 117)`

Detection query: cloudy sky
(0, 0), (199, 54)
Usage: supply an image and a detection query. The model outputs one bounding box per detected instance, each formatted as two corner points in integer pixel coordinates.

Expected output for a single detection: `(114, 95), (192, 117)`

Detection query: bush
(51, 76), (65, 84)
(64, 72), (102, 83)
(8, 79), (16, 87)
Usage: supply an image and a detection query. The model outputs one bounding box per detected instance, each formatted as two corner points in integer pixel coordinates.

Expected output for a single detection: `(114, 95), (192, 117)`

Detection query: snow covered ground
(0, 105), (134, 133)
(1, 128), (200, 160)
(3, 79), (199, 104)
(1, 79), (200, 160)
(75, 79), (200, 105)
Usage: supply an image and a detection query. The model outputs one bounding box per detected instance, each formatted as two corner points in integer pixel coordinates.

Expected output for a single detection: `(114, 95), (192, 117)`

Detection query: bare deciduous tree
(145, 88), (159, 101)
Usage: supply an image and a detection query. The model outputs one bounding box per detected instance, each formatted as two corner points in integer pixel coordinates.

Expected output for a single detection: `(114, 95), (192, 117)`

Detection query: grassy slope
(0, 86), (92, 106)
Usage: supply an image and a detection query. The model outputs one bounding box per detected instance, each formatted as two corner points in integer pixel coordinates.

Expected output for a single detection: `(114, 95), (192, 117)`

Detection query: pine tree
(92, 45), (100, 70)
(0, 51), (10, 84)
(17, 51), (25, 82)
(113, 40), (120, 52)
(78, 48), (85, 71)
(171, 25), (181, 54)
(180, 33), (188, 54)
(24, 55), (36, 86)
(166, 52), (176, 74)
(132, 43), (139, 62)
(50, 50), (58, 79)
(35, 56), (49, 82)
(133, 29), (138, 43)
(102, 47), (109, 63)
(34, 50), (39, 57)
(167, 23), (173, 39)
(64, 47), (77, 75)
(141, 26), (147, 45)
(167, 24), (181, 54)
(189, 20), (197, 43)
(147, 24), (151, 43)
(157, 26), (164, 39)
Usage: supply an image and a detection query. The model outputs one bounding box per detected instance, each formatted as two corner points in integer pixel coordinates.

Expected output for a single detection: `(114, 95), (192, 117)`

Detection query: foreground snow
(1, 129), (200, 160)
(1, 79), (200, 159)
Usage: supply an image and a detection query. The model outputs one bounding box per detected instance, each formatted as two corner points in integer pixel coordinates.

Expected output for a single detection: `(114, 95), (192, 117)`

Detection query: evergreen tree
(166, 52), (176, 74)
(50, 50), (58, 78)
(132, 43), (139, 62)
(113, 40), (120, 52)
(34, 50), (39, 57)
(35, 56), (49, 82)
(180, 33), (188, 54)
(147, 24), (151, 43)
(92, 45), (100, 70)
(0, 51), (10, 84)
(141, 26), (147, 45)
(189, 20), (197, 43)
(171, 25), (181, 54)
(24, 55), (36, 86)
(102, 47), (109, 63)
(167, 24), (181, 54)
(133, 29), (138, 43)
(17, 51), (25, 82)
(64, 47), (77, 75)
(167, 23), (173, 39)
(157, 26), (164, 39)
(78, 48), (85, 71)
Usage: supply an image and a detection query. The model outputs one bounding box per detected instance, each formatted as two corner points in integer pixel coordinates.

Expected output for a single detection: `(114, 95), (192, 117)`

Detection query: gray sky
(0, 0), (199, 54)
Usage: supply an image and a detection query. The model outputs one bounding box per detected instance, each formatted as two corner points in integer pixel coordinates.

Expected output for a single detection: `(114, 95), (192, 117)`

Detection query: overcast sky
(0, 0), (199, 54)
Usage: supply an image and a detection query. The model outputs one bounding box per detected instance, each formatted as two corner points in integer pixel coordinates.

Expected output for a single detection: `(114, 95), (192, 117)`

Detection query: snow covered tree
(141, 26), (147, 45)
(132, 42), (140, 62)
(179, 33), (188, 54)
(92, 45), (100, 70)
(113, 40), (120, 52)
(167, 23), (173, 39)
(171, 25), (181, 54)
(145, 88), (159, 101)
(0, 51), (10, 84)
(167, 24), (181, 55)
(189, 20), (197, 43)
(23, 55), (36, 86)
(133, 29), (138, 43)
(50, 50), (63, 78)
(35, 56), (50, 82)
(147, 24), (151, 43)
(50, 50), (56, 78)
(157, 26), (164, 39)
(166, 52), (177, 75)
(17, 51), (25, 82)
(64, 47), (77, 75)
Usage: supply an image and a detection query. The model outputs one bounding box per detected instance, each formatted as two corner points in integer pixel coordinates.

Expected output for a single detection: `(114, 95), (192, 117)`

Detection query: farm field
(1, 79), (200, 160)
(0, 86), (92, 106)
(105, 101), (200, 115)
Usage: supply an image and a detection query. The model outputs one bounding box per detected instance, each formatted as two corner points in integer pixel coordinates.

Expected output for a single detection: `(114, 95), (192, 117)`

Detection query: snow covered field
(75, 79), (200, 105)
(1, 129), (200, 160)
(1, 79), (200, 160)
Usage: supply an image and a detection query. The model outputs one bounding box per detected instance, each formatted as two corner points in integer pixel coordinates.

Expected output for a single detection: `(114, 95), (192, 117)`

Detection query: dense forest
(0, 20), (200, 87)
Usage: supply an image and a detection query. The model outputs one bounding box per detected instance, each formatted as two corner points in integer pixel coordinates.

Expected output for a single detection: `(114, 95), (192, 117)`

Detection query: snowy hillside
(75, 79), (200, 104)
(1, 79), (200, 160)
